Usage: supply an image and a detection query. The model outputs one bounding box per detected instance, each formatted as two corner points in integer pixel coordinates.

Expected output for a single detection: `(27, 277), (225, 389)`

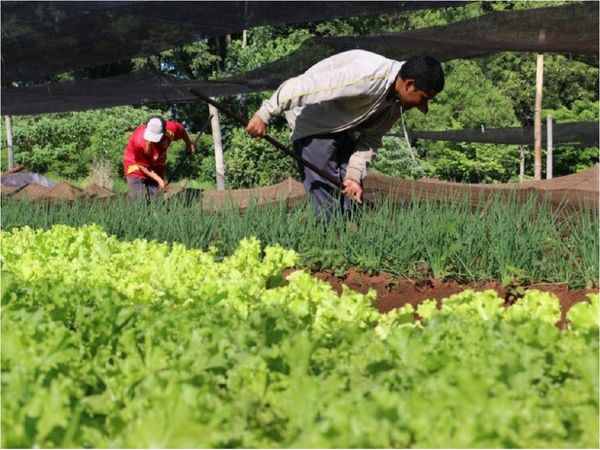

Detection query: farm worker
(245, 50), (444, 220)
(123, 115), (195, 197)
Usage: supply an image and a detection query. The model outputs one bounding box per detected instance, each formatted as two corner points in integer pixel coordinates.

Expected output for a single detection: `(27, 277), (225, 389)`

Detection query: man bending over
(246, 50), (444, 220)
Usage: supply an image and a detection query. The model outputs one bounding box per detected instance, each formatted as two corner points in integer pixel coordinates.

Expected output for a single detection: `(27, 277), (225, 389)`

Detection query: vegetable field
(1, 222), (598, 448)
(3, 1), (599, 447)
(2, 193), (598, 287)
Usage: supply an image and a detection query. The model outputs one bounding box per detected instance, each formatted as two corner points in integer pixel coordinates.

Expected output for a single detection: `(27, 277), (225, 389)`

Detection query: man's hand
(245, 115), (268, 138)
(342, 179), (363, 204)
(186, 142), (195, 156)
(157, 178), (167, 192)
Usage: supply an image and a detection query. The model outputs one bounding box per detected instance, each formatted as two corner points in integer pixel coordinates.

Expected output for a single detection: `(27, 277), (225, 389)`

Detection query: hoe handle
(171, 114), (213, 182)
(193, 114), (213, 147)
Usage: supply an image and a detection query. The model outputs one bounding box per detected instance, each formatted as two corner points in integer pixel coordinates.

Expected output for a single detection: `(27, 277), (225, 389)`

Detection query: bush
(370, 135), (427, 179)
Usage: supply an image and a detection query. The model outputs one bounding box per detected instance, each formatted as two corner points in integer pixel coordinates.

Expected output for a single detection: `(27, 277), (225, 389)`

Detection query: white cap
(143, 117), (164, 142)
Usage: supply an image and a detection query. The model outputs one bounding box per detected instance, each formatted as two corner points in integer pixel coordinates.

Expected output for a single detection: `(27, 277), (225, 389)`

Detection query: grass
(1, 192), (598, 288)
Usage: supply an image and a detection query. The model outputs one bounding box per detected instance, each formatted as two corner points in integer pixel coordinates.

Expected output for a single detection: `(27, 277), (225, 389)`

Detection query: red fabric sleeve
(165, 120), (185, 141)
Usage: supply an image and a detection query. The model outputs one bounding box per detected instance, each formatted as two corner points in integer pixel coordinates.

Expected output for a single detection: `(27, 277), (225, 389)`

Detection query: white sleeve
(345, 134), (382, 182)
(255, 66), (386, 124)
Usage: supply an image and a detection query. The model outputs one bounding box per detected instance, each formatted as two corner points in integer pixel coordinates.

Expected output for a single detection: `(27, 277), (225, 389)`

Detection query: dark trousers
(127, 176), (160, 199)
(293, 131), (358, 222)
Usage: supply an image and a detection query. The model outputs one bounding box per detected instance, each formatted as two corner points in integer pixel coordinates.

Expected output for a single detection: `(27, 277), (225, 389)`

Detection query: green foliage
(5, 106), (164, 179)
(403, 60), (520, 182)
(482, 53), (598, 125)
(225, 125), (298, 188)
(540, 99), (600, 176)
(2, 194), (598, 288)
(163, 133), (214, 183)
(179, 133), (216, 184)
(413, 60), (518, 130)
(224, 27), (312, 75)
(157, 41), (221, 79)
(1, 225), (598, 448)
(567, 294), (599, 333)
(544, 98), (600, 123)
(370, 135), (427, 179)
(399, 1), (484, 29)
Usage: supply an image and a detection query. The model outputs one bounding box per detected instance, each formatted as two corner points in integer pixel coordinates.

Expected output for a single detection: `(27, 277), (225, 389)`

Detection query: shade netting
(1, 1), (457, 83)
(2, 2), (597, 116)
(388, 121), (599, 147)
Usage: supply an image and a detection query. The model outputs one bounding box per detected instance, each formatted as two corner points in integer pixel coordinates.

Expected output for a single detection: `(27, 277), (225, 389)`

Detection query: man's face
(393, 77), (437, 114)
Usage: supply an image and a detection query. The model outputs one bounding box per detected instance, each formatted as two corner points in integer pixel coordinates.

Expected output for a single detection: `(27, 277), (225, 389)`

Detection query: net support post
(4, 115), (14, 169)
(209, 102), (226, 190)
(534, 52), (544, 181)
(546, 114), (553, 180)
(519, 145), (525, 182)
(4, 116), (15, 170)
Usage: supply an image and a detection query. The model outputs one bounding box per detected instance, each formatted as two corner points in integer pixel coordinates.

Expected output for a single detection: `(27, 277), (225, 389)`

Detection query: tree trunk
(534, 52), (544, 180)
(216, 35), (231, 68)
(209, 103), (226, 190)
(4, 115), (14, 169)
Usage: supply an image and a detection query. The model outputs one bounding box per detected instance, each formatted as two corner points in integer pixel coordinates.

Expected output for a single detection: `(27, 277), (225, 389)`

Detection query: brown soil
(84, 183), (116, 199)
(288, 268), (598, 329)
(1, 185), (22, 196)
(47, 181), (84, 200)
(6, 181), (116, 201)
(11, 182), (52, 200)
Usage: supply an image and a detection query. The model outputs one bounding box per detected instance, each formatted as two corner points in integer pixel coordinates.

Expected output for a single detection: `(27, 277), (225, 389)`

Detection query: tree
(370, 136), (427, 180)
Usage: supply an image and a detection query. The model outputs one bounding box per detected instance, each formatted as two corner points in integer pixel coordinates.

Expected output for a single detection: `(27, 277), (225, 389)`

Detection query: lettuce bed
(2, 225), (598, 448)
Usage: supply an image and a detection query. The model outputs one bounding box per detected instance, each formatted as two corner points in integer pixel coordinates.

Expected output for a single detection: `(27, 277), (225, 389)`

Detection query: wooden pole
(4, 115), (14, 169)
(208, 102), (226, 190)
(519, 145), (525, 182)
(242, 29), (247, 47)
(546, 114), (553, 179)
(533, 51), (544, 180)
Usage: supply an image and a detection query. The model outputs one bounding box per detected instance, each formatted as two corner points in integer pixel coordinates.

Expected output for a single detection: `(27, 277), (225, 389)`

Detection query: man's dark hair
(400, 56), (444, 93)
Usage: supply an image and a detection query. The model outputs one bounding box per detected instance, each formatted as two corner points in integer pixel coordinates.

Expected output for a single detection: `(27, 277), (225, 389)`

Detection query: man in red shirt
(123, 116), (195, 197)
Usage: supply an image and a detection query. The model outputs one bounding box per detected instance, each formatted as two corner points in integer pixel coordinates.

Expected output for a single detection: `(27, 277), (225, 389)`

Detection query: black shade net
(389, 121), (599, 147)
(1, 69), (252, 116)
(224, 2), (598, 91)
(1, 2), (597, 117)
(1, 1), (458, 83)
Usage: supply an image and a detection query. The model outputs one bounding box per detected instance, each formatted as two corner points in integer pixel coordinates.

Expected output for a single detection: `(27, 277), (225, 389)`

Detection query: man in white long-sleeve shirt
(245, 50), (444, 219)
